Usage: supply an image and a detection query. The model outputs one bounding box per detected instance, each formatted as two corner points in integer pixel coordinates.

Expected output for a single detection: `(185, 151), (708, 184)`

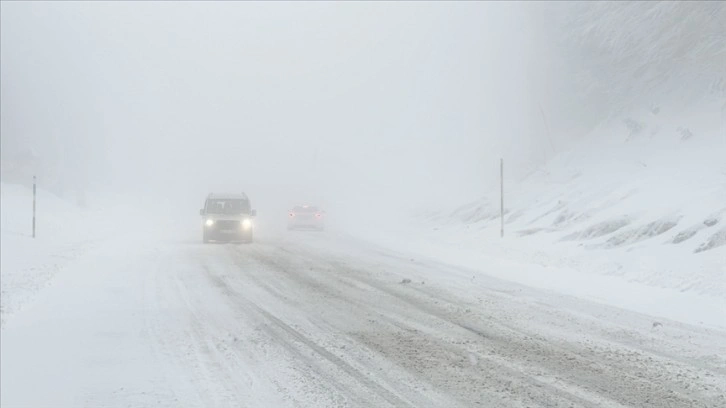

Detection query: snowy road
(2, 230), (725, 408)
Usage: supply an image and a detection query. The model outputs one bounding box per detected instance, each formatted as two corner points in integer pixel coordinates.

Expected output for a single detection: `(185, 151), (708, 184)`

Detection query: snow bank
(0, 182), (151, 326)
(348, 99), (726, 328)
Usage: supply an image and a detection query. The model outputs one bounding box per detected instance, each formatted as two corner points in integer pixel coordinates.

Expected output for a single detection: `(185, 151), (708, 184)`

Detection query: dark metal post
(500, 159), (504, 238)
(32, 176), (37, 238)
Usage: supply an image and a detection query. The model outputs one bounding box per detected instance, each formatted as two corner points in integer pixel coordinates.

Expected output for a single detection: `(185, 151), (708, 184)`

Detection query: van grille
(215, 220), (240, 229)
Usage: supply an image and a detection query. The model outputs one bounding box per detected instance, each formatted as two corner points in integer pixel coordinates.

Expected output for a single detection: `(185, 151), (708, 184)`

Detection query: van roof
(207, 192), (249, 200)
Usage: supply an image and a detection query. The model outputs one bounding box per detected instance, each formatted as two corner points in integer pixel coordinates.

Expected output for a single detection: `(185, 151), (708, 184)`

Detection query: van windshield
(206, 199), (250, 215)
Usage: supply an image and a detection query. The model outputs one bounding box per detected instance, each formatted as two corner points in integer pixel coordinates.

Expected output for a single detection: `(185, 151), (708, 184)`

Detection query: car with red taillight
(287, 205), (325, 231)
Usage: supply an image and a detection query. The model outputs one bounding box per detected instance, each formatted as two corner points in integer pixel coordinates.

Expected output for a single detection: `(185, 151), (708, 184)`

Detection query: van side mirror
(199, 209), (205, 216)
(251, 209), (257, 217)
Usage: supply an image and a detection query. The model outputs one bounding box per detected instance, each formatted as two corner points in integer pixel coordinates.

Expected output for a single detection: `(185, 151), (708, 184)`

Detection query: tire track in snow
(234, 240), (725, 408)
(202, 260), (416, 408)
(230, 244), (621, 407)
(330, 259), (724, 408)
(142, 246), (289, 408)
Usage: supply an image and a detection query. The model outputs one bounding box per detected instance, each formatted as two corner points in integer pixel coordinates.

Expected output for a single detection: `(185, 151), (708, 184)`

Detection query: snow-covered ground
(346, 99), (726, 329)
(1, 100), (724, 407)
(2, 223), (725, 407)
(0, 182), (171, 326)
(1, 183), (105, 324)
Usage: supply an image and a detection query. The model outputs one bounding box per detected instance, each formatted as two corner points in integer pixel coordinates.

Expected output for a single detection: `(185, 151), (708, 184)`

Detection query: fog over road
(2, 2), (725, 407)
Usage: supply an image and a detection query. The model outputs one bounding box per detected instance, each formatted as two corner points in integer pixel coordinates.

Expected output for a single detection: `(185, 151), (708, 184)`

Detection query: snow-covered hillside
(452, 100), (724, 248)
(348, 99), (726, 328)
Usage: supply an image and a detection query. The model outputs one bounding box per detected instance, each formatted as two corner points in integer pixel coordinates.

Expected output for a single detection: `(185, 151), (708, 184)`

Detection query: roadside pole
(500, 158), (504, 238)
(32, 175), (37, 239)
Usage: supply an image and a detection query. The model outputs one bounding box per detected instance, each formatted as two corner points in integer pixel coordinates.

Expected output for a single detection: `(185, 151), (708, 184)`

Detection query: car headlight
(241, 218), (252, 230)
(205, 219), (214, 227)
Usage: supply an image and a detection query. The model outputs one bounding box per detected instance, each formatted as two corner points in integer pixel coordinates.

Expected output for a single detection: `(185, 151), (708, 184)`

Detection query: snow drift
(392, 98), (725, 323)
(339, 98), (725, 329)
(0, 182), (158, 325)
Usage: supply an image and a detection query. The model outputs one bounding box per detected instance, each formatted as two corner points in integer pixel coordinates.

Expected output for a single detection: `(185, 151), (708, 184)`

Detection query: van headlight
(242, 218), (252, 230)
(205, 219), (214, 227)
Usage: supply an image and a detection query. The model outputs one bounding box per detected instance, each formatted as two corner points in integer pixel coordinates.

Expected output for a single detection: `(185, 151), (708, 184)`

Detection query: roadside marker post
(32, 175), (37, 239)
(500, 158), (504, 238)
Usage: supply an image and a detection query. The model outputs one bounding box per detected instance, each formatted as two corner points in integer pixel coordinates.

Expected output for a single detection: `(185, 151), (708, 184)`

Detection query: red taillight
(289, 213), (295, 217)
(315, 213), (322, 218)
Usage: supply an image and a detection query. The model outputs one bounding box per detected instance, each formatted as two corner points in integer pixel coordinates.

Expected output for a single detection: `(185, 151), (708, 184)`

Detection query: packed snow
(2, 193), (726, 407)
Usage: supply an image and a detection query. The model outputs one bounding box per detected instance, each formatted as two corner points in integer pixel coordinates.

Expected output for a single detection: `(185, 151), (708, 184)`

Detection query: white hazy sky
(1, 1), (542, 214)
